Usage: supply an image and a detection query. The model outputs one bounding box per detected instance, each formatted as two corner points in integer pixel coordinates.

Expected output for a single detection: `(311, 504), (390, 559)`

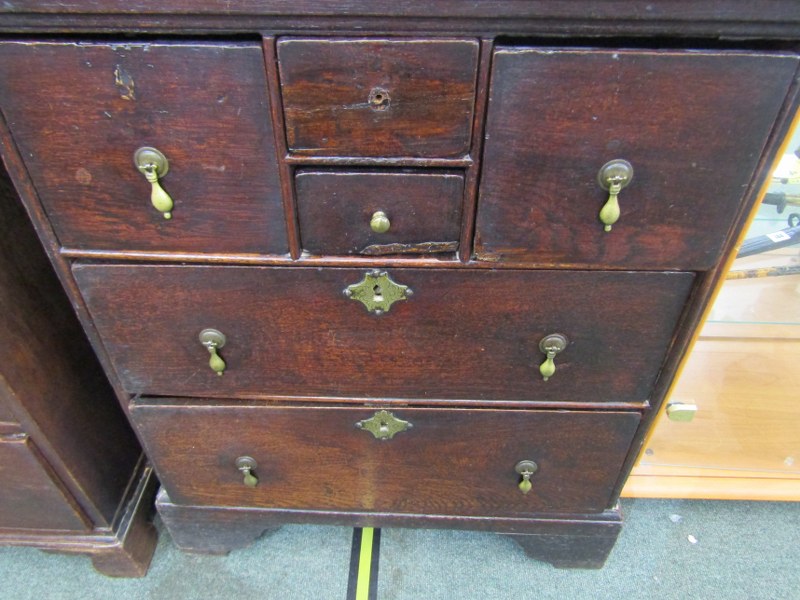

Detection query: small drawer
(277, 38), (479, 158)
(476, 47), (799, 269)
(296, 170), (464, 256)
(0, 41), (287, 255)
(72, 264), (693, 404)
(131, 401), (641, 516)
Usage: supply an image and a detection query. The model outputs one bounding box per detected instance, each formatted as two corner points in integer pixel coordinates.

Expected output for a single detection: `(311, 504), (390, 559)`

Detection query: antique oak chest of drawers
(1, 1), (798, 569)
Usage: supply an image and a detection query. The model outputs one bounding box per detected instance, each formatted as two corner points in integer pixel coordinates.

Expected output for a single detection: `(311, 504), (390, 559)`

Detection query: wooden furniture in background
(0, 166), (157, 577)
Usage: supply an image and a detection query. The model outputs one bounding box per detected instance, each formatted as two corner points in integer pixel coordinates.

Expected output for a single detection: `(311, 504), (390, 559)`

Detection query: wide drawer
(131, 401), (641, 515)
(475, 48), (798, 270)
(73, 265), (693, 403)
(0, 41), (287, 255)
(296, 169), (463, 256)
(0, 434), (89, 530)
(277, 38), (479, 158)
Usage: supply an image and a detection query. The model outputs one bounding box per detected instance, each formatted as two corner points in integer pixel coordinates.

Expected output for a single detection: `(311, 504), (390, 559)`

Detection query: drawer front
(131, 402), (641, 515)
(278, 38), (479, 158)
(0, 435), (89, 530)
(0, 41), (287, 255)
(73, 265), (693, 403)
(475, 48), (799, 269)
(296, 170), (463, 256)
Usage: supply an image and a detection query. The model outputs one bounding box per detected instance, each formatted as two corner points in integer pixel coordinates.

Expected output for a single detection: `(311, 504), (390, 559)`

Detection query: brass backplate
(343, 270), (412, 315)
(356, 410), (413, 440)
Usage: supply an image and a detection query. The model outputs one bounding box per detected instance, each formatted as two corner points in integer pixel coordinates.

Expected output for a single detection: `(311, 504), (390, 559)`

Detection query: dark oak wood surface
(278, 38), (479, 158)
(0, 2), (798, 39)
(132, 401), (640, 516)
(0, 41), (287, 255)
(296, 169), (464, 256)
(0, 165), (139, 526)
(0, 162), (156, 576)
(73, 264), (693, 403)
(0, 436), (90, 531)
(475, 48), (799, 269)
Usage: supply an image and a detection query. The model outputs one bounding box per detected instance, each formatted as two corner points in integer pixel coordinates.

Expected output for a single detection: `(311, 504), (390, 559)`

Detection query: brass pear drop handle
(198, 328), (226, 376)
(134, 146), (174, 219)
(515, 460), (538, 495)
(538, 333), (568, 382)
(235, 456), (258, 488)
(597, 159), (633, 232)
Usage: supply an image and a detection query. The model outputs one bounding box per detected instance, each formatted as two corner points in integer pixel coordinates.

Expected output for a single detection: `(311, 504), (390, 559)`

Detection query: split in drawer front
(72, 265), (694, 404)
(277, 37), (479, 158)
(476, 47), (799, 270)
(295, 169), (464, 256)
(0, 41), (287, 255)
(130, 400), (641, 516)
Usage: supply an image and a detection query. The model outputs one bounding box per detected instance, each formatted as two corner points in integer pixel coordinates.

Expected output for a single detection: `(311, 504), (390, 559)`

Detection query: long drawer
(131, 400), (641, 516)
(73, 265), (693, 404)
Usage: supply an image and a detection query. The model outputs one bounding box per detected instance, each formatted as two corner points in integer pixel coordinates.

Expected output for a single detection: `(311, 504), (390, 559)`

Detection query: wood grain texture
(0, 436), (90, 531)
(132, 401), (640, 515)
(0, 2), (799, 40)
(475, 48), (799, 270)
(0, 41), (287, 255)
(155, 487), (623, 559)
(0, 164), (139, 526)
(295, 170), (463, 256)
(72, 264), (693, 403)
(278, 38), (479, 158)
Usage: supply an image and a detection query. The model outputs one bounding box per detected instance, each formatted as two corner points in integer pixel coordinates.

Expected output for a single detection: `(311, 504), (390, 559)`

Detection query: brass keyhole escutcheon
(515, 460), (538, 495)
(356, 410), (413, 440)
(199, 328), (227, 376)
(368, 87), (391, 111)
(235, 456), (258, 488)
(134, 146), (174, 219)
(344, 270), (412, 315)
(538, 333), (568, 381)
(597, 159), (634, 232)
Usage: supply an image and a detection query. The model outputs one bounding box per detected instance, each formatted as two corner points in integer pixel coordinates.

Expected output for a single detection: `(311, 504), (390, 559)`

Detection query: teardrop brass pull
(235, 456), (258, 488)
(134, 146), (174, 219)
(370, 210), (391, 233)
(597, 159), (633, 232)
(199, 328), (226, 376)
(515, 460), (538, 495)
(538, 333), (568, 382)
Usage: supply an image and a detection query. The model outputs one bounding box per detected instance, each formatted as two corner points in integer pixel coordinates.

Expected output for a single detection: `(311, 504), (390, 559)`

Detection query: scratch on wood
(360, 241), (459, 255)
(113, 65), (135, 100)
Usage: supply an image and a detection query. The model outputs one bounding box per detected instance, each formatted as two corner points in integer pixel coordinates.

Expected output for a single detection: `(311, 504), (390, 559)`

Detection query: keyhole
(368, 87), (390, 111)
(373, 284), (383, 302)
(379, 421), (389, 434)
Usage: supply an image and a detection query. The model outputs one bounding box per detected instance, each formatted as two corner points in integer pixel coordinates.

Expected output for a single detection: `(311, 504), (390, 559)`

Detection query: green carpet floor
(0, 498), (797, 599)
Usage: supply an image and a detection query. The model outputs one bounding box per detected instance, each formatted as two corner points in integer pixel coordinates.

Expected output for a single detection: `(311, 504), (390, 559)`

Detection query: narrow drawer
(73, 265), (694, 404)
(131, 401), (641, 516)
(0, 434), (89, 530)
(278, 38), (479, 158)
(476, 48), (799, 269)
(0, 41), (287, 255)
(296, 170), (463, 256)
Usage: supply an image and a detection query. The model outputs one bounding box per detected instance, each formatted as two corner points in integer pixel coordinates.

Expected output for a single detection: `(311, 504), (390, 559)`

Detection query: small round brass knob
(370, 211), (391, 233)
